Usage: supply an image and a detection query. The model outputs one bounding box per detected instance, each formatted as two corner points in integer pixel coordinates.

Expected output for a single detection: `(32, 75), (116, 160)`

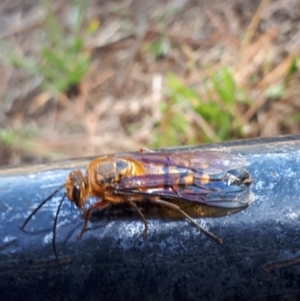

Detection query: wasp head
(65, 169), (87, 209)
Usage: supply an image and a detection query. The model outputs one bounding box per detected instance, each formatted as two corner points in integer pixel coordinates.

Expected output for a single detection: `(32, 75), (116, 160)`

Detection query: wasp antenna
(20, 184), (65, 231)
(53, 194), (66, 269)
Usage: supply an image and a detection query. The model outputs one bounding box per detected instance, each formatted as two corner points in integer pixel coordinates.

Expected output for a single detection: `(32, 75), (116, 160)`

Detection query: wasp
(21, 149), (254, 262)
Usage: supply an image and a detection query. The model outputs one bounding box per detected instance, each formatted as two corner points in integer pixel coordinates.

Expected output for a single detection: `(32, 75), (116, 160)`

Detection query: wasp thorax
(65, 169), (86, 208)
(96, 159), (126, 184)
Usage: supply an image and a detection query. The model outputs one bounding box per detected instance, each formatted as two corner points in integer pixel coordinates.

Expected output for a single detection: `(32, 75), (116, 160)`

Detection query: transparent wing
(124, 150), (249, 175)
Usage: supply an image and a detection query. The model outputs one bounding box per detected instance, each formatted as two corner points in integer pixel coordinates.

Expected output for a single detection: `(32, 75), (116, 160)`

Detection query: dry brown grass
(0, 0), (300, 166)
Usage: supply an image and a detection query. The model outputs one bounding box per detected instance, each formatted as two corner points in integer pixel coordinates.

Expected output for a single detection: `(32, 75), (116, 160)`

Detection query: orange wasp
(21, 149), (254, 262)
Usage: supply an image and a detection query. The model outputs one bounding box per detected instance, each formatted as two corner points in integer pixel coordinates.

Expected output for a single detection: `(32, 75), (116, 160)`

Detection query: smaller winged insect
(21, 149), (254, 262)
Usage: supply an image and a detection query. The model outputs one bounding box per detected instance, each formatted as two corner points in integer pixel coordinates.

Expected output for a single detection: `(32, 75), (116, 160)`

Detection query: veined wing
(112, 179), (253, 209)
(124, 150), (249, 175)
(110, 166), (252, 209)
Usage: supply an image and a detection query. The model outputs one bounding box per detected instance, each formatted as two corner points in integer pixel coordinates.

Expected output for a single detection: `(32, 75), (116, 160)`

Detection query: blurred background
(0, 0), (299, 166)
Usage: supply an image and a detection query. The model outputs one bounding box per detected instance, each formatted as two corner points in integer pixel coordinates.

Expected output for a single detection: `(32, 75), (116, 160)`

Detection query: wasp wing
(113, 180), (253, 209)
(158, 181), (253, 208)
(110, 151), (252, 209)
(125, 150), (249, 175)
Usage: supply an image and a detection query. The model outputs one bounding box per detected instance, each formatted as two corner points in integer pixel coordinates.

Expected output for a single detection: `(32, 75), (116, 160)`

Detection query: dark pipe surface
(1, 134), (300, 301)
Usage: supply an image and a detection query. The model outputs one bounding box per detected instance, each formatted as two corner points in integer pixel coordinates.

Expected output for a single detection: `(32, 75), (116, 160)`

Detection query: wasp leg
(150, 198), (223, 244)
(124, 198), (148, 237)
(77, 200), (109, 240)
(264, 257), (300, 272)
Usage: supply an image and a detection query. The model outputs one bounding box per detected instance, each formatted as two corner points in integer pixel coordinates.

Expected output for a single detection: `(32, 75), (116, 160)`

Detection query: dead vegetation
(0, 0), (300, 166)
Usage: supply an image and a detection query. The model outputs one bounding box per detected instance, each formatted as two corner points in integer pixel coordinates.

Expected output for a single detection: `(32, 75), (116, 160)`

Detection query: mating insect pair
(21, 149), (254, 262)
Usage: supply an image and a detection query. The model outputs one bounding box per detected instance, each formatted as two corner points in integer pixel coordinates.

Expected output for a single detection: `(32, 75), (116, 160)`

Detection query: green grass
(7, 0), (91, 96)
(0, 1), (93, 156)
(151, 68), (248, 148)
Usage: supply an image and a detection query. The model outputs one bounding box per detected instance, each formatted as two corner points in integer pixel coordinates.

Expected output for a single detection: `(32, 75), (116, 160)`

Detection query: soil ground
(0, 0), (300, 166)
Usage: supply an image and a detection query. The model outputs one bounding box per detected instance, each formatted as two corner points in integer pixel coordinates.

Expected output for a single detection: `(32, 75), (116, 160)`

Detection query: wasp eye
(72, 185), (81, 203)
